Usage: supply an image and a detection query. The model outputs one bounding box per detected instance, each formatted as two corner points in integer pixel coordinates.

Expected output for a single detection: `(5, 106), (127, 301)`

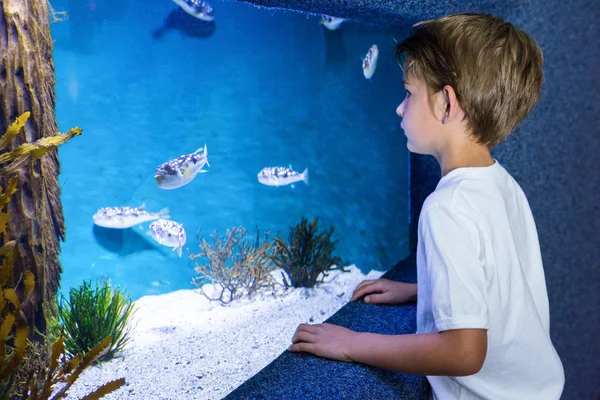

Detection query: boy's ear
(441, 85), (461, 124)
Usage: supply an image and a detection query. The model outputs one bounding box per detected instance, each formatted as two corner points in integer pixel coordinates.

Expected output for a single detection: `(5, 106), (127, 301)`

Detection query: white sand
(64, 266), (384, 399)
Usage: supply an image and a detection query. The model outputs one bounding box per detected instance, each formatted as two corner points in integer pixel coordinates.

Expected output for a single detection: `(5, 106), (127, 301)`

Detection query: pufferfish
(257, 165), (309, 188)
(155, 144), (210, 190)
(93, 204), (170, 229)
(320, 16), (345, 31)
(149, 219), (187, 257)
(362, 44), (379, 80)
(172, 0), (215, 21)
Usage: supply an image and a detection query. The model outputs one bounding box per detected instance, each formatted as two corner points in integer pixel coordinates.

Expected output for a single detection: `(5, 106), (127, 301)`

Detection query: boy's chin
(406, 142), (429, 155)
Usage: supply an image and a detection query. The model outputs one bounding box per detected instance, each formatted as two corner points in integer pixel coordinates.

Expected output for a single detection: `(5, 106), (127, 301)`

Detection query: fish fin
(177, 245), (182, 257)
(138, 202), (146, 210)
(159, 208), (170, 220)
(302, 168), (309, 186)
(205, 144), (210, 167)
(291, 183), (296, 189)
(194, 143), (207, 155)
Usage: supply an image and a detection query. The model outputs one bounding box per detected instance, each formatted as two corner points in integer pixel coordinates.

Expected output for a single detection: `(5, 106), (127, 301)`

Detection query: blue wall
(405, 3), (599, 400)
(52, 0), (409, 299)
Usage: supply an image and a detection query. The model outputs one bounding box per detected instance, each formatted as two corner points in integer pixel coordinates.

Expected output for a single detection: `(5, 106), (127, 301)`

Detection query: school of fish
(93, 6), (380, 256)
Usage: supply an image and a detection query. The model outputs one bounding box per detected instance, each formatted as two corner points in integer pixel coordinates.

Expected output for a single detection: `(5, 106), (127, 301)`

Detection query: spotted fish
(93, 204), (170, 229)
(362, 44), (379, 79)
(257, 165), (309, 188)
(149, 219), (187, 257)
(155, 144), (210, 190)
(320, 16), (345, 31)
(172, 0), (214, 21)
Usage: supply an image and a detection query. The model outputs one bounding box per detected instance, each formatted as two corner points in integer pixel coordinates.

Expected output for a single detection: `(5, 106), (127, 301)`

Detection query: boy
(289, 13), (565, 399)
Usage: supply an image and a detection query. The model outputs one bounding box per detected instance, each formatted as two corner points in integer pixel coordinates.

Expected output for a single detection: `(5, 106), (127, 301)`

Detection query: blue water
(51, 0), (409, 300)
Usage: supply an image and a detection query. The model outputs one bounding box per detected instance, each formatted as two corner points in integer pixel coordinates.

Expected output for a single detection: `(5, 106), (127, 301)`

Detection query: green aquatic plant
(191, 226), (277, 304)
(57, 278), (134, 362)
(0, 113), (124, 398)
(271, 217), (348, 288)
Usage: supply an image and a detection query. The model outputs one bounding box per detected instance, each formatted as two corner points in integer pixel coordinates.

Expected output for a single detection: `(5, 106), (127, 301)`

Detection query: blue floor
(51, 0), (409, 299)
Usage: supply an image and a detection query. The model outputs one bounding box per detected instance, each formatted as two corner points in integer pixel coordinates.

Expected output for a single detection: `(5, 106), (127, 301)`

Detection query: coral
(191, 226), (277, 304)
(271, 217), (348, 288)
(0, 114), (124, 398)
(57, 278), (134, 362)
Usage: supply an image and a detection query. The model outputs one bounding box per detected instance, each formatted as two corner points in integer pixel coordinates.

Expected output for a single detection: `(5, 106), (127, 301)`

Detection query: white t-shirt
(416, 160), (564, 400)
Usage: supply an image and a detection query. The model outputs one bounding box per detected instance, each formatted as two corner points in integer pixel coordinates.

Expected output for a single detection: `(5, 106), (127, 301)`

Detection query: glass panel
(53, 1), (409, 299)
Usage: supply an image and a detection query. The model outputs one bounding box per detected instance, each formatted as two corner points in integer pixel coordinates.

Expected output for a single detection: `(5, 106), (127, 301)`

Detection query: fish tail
(302, 168), (309, 186)
(159, 208), (170, 220)
(204, 144), (210, 167)
(194, 143), (207, 155)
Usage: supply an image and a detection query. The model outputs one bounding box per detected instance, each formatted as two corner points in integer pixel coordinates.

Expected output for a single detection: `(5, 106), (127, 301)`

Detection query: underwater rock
(152, 7), (216, 40)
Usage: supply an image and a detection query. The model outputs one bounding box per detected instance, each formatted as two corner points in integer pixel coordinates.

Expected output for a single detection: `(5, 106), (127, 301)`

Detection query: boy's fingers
(292, 323), (320, 343)
(364, 293), (389, 304)
(297, 323), (320, 335)
(355, 279), (375, 289)
(351, 280), (377, 299)
(292, 330), (317, 344)
(288, 342), (312, 353)
(351, 281), (384, 301)
(350, 284), (365, 299)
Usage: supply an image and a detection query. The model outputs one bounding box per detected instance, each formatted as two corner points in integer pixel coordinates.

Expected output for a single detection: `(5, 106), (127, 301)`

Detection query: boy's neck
(435, 142), (495, 177)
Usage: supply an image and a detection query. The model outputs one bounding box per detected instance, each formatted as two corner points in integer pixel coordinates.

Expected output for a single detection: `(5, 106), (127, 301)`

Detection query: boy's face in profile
(396, 73), (445, 156)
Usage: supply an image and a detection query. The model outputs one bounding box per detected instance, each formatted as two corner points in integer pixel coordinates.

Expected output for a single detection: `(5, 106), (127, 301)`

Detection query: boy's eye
(405, 90), (412, 97)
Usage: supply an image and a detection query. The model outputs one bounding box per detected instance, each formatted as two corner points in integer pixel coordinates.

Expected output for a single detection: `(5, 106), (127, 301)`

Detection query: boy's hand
(350, 279), (417, 305)
(289, 323), (356, 362)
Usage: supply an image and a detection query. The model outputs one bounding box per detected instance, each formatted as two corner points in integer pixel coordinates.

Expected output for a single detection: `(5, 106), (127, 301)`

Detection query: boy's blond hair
(396, 13), (544, 148)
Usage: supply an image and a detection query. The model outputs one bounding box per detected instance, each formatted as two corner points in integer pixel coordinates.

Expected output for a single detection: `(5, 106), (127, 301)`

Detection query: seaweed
(271, 217), (349, 288)
(0, 112), (82, 177)
(0, 113), (124, 398)
(191, 226), (277, 304)
(56, 277), (134, 362)
(10, 336), (125, 400)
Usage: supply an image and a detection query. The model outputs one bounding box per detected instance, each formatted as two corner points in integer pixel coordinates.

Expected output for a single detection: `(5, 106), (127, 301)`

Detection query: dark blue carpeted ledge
(225, 255), (430, 400)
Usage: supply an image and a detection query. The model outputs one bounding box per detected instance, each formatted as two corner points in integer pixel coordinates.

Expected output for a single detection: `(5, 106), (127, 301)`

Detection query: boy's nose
(396, 102), (405, 117)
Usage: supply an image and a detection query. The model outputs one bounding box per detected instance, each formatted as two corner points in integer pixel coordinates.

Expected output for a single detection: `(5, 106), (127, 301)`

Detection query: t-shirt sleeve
(419, 203), (489, 332)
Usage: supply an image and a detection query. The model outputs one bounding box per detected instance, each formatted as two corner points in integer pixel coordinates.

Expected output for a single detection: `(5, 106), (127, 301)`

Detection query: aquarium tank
(0, 0), (416, 397)
(51, 0), (410, 300)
